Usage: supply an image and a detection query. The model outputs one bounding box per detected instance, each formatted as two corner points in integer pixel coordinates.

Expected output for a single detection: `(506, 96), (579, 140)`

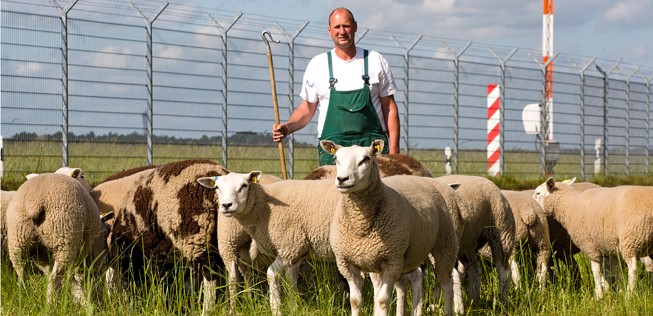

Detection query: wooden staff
(262, 30), (287, 179)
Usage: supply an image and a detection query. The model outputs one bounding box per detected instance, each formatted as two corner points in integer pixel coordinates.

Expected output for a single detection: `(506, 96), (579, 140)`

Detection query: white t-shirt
(300, 47), (398, 137)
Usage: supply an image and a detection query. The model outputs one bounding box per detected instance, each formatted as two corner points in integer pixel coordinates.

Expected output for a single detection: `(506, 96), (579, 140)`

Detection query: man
(272, 7), (400, 165)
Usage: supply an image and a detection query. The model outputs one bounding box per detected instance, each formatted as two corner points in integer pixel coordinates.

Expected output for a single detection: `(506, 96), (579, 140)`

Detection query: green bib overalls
(317, 50), (390, 165)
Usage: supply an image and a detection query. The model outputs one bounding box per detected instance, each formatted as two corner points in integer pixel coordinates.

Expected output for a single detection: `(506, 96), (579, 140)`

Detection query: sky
(195, 0), (653, 71)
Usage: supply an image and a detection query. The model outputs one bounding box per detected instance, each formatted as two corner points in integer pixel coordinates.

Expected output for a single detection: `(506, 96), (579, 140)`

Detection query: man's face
(328, 10), (357, 50)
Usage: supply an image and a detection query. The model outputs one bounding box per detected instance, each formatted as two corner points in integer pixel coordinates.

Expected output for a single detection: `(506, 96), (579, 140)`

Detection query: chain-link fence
(2, 0), (652, 183)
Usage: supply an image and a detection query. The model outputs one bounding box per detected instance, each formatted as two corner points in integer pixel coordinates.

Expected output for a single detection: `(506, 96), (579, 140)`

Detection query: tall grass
(2, 249), (652, 315)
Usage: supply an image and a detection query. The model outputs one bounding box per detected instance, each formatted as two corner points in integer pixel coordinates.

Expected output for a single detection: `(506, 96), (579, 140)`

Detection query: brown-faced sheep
(6, 172), (110, 306)
(533, 177), (653, 298)
(323, 140), (458, 316)
(109, 159), (229, 315)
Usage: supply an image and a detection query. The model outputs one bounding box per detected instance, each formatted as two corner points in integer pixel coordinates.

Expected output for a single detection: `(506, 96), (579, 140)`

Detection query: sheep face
(320, 139), (384, 193)
(197, 171), (261, 217)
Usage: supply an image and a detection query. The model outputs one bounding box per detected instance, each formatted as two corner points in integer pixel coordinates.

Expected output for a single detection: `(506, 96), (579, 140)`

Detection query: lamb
(436, 174), (515, 303)
(303, 153), (433, 180)
(5, 172), (111, 306)
(197, 171), (342, 316)
(322, 139), (459, 316)
(498, 190), (550, 287)
(533, 177), (653, 298)
(108, 159), (229, 315)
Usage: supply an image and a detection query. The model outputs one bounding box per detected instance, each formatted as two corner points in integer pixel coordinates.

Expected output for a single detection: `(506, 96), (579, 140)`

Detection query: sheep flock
(2, 149), (653, 315)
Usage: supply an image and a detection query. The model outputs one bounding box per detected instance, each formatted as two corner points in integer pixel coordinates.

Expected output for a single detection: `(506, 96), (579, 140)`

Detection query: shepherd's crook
(262, 30), (288, 179)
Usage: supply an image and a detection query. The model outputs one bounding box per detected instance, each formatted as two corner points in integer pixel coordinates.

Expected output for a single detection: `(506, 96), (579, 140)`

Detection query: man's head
(328, 7), (357, 52)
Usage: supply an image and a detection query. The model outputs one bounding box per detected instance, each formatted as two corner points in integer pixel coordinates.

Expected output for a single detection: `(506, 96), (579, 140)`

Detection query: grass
(2, 140), (653, 314)
(2, 249), (652, 315)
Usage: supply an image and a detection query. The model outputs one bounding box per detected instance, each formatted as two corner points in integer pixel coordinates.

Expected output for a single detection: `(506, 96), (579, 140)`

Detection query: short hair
(328, 7), (356, 25)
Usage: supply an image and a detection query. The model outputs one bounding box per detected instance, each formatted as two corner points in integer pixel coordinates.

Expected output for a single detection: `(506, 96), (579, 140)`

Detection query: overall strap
(362, 49), (370, 86)
(327, 51), (337, 89)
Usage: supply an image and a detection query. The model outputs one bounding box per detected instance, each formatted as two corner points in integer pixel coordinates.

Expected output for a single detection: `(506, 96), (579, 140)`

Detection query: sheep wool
(198, 171), (342, 316)
(91, 167), (156, 227)
(6, 173), (109, 305)
(533, 177), (653, 298)
(323, 139), (458, 316)
(303, 153), (432, 180)
(109, 159), (229, 315)
(437, 174), (515, 303)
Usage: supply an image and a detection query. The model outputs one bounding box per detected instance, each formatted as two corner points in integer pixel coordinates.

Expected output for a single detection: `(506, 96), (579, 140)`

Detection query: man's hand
(272, 123), (289, 142)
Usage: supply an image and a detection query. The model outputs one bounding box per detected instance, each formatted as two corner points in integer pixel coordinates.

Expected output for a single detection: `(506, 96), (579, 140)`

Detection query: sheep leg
(535, 250), (549, 288)
(406, 268), (424, 316)
(590, 260), (608, 299)
(71, 271), (90, 308)
(434, 264), (455, 316)
(201, 275), (217, 316)
(227, 259), (239, 315)
(47, 261), (63, 305)
(341, 263), (365, 316)
(641, 256), (653, 283)
(267, 257), (287, 316)
(369, 271), (395, 316)
(394, 278), (406, 316)
(625, 256), (638, 297)
(489, 246), (510, 303)
(509, 253), (521, 290)
(461, 255), (481, 301)
(451, 267), (464, 315)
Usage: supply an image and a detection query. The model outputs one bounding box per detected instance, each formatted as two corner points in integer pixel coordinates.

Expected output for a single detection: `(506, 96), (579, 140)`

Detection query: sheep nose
(221, 202), (232, 209)
(337, 176), (349, 184)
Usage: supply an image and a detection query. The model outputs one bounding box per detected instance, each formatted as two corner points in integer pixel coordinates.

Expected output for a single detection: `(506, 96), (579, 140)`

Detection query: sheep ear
(320, 140), (339, 155)
(249, 171), (262, 184)
(70, 168), (82, 178)
(371, 139), (385, 155)
(101, 211), (115, 222)
(565, 177), (577, 185)
(545, 177), (555, 192)
(448, 183), (461, 190)
(26, 173), (39, 180)
(197, 176), (219, 188)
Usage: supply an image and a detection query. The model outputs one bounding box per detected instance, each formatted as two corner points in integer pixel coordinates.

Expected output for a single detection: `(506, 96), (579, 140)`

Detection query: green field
(2, 140), (653, 315)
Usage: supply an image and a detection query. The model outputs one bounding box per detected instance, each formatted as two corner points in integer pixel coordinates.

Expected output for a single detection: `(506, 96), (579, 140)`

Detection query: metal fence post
(595, 61), (620, 177)
(640, 73), (653, 174)
(209, 12), (243, 168)
(568, 57), (595, 179)
(275, 21), (309, 179)
(49, 0), (79, 167)
(131, 1), (169, 166)
(391, 35), (422, 154)
(489, 47), (518, 176)
(443, 41), (472, 174)
(623, 67), (640, 176)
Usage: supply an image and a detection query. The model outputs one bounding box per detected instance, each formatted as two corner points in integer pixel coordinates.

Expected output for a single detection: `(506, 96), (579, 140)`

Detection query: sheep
(216, 173), (281, 315)
(303, 153), (433, 180)
(90, 166), (156, 227)
(497, 189), (550, 288)
(2, 167), (94, 261)
(5, 172), (111, 306)
(197, 171), (342, 316)
(108, 159), (229, 315)
(533, 177), (653, 298)
(322, 139), (459, 316)
(436, 174), (515, 304)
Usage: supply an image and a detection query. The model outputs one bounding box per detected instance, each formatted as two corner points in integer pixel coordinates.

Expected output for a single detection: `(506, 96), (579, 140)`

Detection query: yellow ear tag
(330, 147), (336, 154)
(562, 179), (570, 183)
(252, 176), (259, 183)
(210, 176), (220, 187)
(374, 144), (381, 153)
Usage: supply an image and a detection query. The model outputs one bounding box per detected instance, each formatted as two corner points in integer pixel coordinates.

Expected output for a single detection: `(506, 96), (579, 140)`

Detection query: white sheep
(533, 177), (653, 298)
(436, 174), (515, 304)
(197, 171), (341, 316)
(109, 159), (229, 316)
(6, 172), (111, 306)
(322, 139), (459, 316)
(499, 190), (550, 287)
(215, 173), (280, 315)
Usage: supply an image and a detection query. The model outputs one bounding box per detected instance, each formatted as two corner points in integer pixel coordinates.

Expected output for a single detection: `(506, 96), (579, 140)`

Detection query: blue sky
(195, 0), (653, 70)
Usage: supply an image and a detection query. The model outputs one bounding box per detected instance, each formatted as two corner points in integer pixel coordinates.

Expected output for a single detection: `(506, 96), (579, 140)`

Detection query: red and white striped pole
(487, 84), (501, 176)
(543, 0), (554, 140)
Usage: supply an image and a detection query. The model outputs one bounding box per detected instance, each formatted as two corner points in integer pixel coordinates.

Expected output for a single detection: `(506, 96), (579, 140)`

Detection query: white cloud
(15, 62), (42, 75)
(602, 0), (653, 26)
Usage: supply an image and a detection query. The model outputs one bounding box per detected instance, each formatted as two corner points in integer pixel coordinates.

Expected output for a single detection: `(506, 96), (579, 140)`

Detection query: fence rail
(1, 0), (652, 183)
